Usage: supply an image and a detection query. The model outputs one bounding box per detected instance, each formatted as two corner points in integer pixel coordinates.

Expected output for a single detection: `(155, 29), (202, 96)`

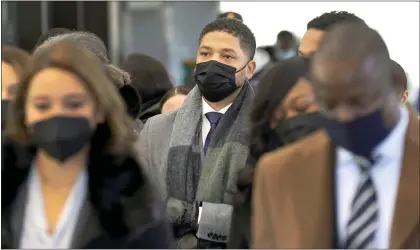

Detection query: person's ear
(245, 60), (256, 80)
(119, 85), (142, 119)
(400, 90), (408, 104)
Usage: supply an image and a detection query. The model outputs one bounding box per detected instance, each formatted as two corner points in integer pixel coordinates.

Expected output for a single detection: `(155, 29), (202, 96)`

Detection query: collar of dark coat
(1, 135), (151, 238)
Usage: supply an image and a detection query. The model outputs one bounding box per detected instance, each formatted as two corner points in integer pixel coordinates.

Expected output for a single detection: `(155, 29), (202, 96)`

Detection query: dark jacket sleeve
(227, 203), (251, 249)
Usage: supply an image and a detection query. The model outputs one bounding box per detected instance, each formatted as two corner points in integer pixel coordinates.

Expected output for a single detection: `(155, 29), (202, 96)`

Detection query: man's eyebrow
(221, 48), (237, 54)
(199, 45), (212, 50)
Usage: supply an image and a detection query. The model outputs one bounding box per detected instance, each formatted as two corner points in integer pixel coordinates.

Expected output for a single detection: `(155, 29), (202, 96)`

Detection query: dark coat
(1, 136), (175, 249)
(139, 98), (161, 124)
(227, 203), (251, 249)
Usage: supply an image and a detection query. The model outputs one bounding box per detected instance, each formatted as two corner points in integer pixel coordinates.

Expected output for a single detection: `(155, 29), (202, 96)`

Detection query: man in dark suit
(253, 22), (419, 249)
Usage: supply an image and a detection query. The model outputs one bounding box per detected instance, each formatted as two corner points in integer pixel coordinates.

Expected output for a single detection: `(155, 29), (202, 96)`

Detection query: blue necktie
(204, 112), (222, 154)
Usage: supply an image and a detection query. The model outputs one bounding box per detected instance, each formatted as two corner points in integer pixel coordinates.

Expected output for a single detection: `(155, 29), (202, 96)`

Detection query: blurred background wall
(2, 1), (419, 100)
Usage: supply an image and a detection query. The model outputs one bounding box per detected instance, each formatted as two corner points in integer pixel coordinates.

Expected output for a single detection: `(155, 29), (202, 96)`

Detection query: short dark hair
(391, 59), (408, 93)
(34, 27), (72, 49)
(199, 18), (256, 60)
(277, 30), (294, 42)
(160, 86), (190, 111)
(307, 11), (365, 31)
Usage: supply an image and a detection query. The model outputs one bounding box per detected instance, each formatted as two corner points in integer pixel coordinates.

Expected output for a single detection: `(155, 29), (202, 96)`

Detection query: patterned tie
(204, 112), (222, 154)
(345, 156), (379, 249)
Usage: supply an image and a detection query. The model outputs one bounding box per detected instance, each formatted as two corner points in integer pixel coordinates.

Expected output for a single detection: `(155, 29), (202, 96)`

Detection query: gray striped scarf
(166, 83), (253, 231)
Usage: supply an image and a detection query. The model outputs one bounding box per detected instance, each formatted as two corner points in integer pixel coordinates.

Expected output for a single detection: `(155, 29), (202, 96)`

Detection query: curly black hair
(199, 18), (256, 60)
(307, 11), (365, 31)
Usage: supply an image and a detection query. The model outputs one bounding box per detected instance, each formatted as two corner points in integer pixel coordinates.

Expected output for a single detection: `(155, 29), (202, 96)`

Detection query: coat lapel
(289, 131), (335, 248)
(70, 199), (102, 248)
(7, 181), (29, 248)
(390, 112), (420, 248)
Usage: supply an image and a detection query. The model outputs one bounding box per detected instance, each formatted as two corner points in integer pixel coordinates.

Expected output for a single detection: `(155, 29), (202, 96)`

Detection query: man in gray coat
(138, 18), (256, 248)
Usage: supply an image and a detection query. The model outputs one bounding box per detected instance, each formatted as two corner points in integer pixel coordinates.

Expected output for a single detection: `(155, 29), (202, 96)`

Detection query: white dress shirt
(335, 105), (409, 249)
(20, 166), (88, 249)
(201, 98), (232, 147)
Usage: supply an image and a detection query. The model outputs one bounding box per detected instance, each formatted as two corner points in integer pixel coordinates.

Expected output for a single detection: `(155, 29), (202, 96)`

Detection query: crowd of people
(1, 9), (419, 249)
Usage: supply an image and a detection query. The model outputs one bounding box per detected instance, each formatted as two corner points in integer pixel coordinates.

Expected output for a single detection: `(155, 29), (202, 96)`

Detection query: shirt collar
(337, 105), (410, 165)
(202, 98), (232, 115)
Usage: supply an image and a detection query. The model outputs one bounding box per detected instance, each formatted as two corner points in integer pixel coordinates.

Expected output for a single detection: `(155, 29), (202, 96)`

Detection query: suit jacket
(252, 110), (419, 249)
(138, 110), (238, 249)
(1, 136), (175, 249)
(137, 111), (177, 199)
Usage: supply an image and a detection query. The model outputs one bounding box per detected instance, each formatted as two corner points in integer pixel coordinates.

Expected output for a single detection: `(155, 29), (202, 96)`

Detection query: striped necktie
(345, 156), (378, 249)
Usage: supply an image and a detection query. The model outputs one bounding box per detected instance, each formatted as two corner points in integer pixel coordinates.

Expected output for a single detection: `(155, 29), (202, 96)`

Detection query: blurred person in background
(36, 31), (143, 131)
(248, 47), (272, 89)
(390, 60), (419, 117)
(228, 57), (326, 248)
(274, 30), (298, 61)
(2, 42), (174, 249)
(298, 11), (365, 67)
(1, 45), (30, 127)
(138, 18), (256, 248)
(391, 59), (409, 104)
(253, 22), (419, 249)
(160, 86), (190, 114)
(217, 11), (243, 22)
(34, 27), (71, 49)
(417, 88), (420, 112)
(122, 53), (173, 123)
(259, 45), (276, 63)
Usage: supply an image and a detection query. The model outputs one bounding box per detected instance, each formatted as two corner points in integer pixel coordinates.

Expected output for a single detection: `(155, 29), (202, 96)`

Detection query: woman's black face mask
(274, 112), (326, 145)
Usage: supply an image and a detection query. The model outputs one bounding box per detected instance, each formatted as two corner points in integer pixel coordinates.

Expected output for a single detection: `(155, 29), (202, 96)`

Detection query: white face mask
(275, 49), (296, 60)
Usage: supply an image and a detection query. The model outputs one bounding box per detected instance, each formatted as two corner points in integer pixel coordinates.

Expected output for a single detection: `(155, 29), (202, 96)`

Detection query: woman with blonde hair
(2, 42), (174, 248)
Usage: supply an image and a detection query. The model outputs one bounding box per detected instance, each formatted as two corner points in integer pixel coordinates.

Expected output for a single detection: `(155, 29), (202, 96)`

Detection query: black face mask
(275, 112), (326, 145)
(1, 100), (11, 127)
(29, 116), (94, 163)
(324, 109), (392, 161)
(194, 60), (246, 102)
